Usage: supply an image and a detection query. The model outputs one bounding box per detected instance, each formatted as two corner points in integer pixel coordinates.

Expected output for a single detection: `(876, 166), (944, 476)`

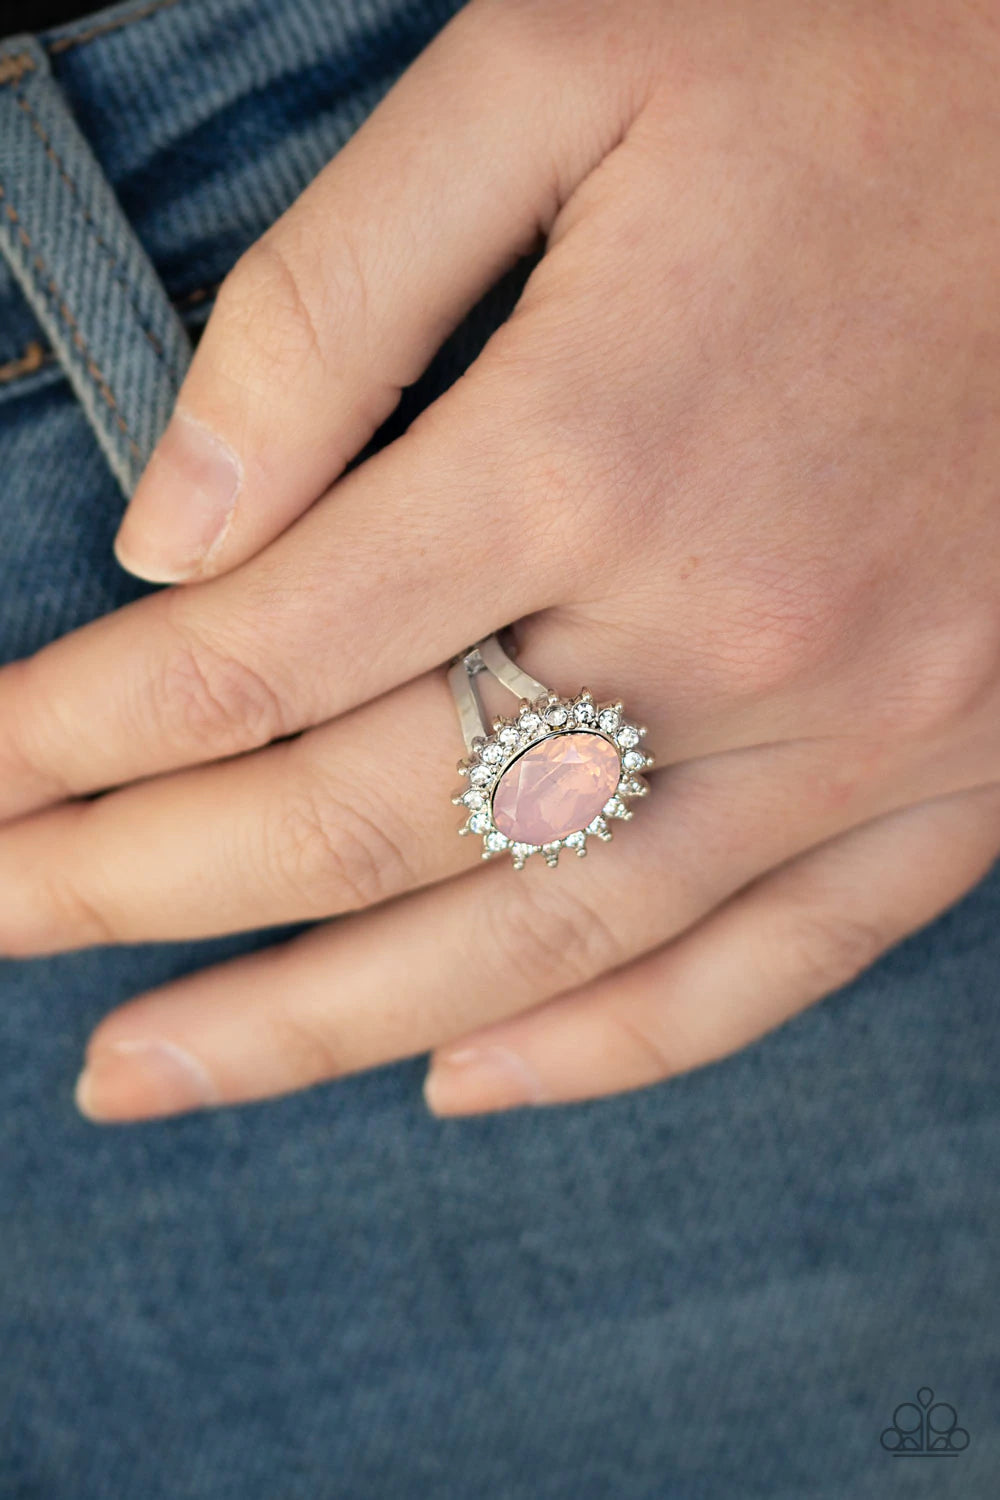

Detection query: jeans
(0, 1), (997, 1495)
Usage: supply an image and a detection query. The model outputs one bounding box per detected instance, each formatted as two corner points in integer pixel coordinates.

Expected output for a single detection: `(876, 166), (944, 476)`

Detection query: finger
(112, 0), (647, 584)
(72, 736), (906, 1120)
(422, 782), (1000, 1114)
(1, 605), (901, 954)
(0, 344), (575, 824)
(0, 671), (467, 952)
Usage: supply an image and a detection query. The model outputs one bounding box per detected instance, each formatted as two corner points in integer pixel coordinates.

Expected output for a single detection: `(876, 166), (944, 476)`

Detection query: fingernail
(423, 1044), (546, 1116)
(75, 1039), (219, 1122)
(113, 410), (241, 583)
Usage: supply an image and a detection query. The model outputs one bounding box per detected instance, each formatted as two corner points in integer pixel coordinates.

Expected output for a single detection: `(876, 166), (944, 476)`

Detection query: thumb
(113, 0), (643, 584)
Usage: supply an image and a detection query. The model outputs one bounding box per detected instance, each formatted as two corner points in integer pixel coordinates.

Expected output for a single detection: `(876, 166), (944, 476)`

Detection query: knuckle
(505, 355), (667, 574)
(267, 1004), (349, 1089)
(494, 876), (627, 995)
(707, 579), (843, 703)
(213, 235), (327, 384)
(544, 438), (663, 578)
(43, 869), (117, 950)
(514, 435), (651, 594)
(409, 318), (669, 593)
(5, 862), (116, 958)
(610, 1006), (677, 1080)
(875, 611), (1000, 742)
(151, 619), (285, 760)
(272, 773), (412, 914)
(774, 903), (886, 996)
(0, 657), (77, 806)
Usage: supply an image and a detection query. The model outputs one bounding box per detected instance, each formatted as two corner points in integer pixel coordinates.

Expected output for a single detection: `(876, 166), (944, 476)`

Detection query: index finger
(0, 354), (571, 822)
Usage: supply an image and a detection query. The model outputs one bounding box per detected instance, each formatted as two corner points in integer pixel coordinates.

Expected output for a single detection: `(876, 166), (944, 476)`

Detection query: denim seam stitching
(0, 183), (143, 460)
(0, 282), (218, 389)
(47, 0), (182, 57)
(7, 83), (167, 362)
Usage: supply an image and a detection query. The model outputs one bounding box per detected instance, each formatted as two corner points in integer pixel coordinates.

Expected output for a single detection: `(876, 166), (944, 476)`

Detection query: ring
(448, 632), (654, 869)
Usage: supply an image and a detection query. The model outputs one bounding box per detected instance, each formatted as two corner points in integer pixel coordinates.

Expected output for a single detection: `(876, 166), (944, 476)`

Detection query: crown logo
(880, 1387), (970, 1456)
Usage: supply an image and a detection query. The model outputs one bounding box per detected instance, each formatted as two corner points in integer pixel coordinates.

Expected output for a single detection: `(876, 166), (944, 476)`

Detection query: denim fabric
(0, 1), (997, 1496)
(0, 33), (190, 491)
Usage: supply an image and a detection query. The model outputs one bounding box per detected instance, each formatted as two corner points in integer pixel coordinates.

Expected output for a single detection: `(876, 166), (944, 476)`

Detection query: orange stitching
(11, 88), (165, 358)
(0, 183), (142, 461)
(0, 54), (35, 85)
(0, 340), (48, 385)
(48, 0), (181, 55)
(0, 284), (215, 391)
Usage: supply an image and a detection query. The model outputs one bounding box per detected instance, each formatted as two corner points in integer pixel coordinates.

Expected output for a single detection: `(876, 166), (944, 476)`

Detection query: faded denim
(0, 1), (997, 1496)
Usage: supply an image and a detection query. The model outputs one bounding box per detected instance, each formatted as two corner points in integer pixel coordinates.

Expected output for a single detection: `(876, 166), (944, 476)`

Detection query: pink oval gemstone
(491, 731), (621, 846)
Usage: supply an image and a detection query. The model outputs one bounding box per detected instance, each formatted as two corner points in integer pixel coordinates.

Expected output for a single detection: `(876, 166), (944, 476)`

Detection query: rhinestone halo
(453, 688), (654, 869)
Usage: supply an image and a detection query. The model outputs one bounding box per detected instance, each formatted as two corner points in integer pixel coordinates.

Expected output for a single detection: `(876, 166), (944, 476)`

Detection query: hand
(3, 0), (1000, 1122)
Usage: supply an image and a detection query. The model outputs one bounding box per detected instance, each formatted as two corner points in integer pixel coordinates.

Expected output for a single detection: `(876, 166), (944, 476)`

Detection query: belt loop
(0, 34), (190, 495)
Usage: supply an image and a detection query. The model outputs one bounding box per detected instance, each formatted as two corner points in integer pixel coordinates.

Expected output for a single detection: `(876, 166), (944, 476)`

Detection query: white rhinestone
(565, 831), (586, 848)
(519, 712), (543, 736)
(603, 798), (624, 818)
(512, 842), (535, 861)
(573, 700), (596, 724)
(545, 704), (568, 727)
(486, 830), (509, 852)
(462, 789), (485, 810)
(498, 726), (521, 750)
(470, 765), (493, 787)
(598, 708), (620, 733)
(586, 816), (607, 835)
(469, 811), (490, 834)
(616, 724), (640, 748)
(482, 741), (503, 763)
(623, 749), (645, 770)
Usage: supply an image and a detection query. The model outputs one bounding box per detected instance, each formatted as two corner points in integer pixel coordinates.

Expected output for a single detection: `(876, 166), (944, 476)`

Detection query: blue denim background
(0, 1), (997, 1495)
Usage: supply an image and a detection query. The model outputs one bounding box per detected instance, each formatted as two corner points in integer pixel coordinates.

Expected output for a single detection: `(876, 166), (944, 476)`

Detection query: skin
(3, 0), (1000, 1121)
